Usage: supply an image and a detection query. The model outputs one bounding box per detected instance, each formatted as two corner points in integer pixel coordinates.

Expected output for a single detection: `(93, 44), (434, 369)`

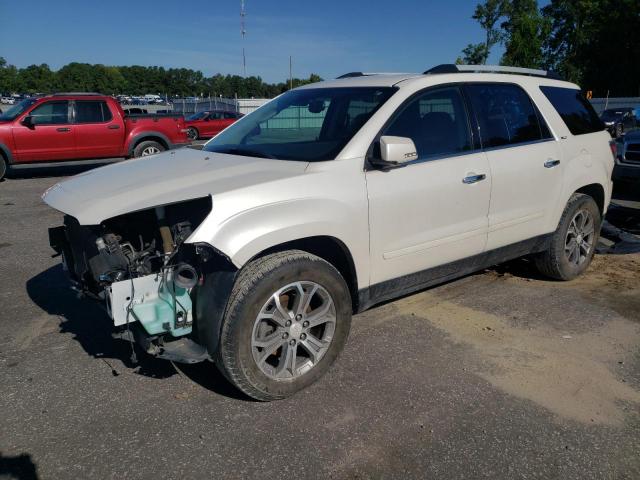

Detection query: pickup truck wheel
(133, 140), (165, 157)
(534, 193), (601, 280)
(216, 250), (352, 401)
(187, 127), (199, 141)
(615, 124), (623, 138)
(0, 155), (6, 181)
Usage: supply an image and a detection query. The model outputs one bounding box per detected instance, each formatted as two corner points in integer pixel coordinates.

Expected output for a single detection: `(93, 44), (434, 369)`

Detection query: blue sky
(1, 0), (511, 83)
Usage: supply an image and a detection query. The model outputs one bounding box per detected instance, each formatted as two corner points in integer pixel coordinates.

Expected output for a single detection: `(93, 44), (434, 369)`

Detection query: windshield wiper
(216, 148), (276, 159)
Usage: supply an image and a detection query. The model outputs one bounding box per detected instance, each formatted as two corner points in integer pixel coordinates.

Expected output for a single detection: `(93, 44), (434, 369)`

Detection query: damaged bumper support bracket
(113, 328), (210, 364)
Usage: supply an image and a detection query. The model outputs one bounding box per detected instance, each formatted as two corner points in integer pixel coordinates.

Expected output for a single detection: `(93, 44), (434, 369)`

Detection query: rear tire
(216, 250), (352, 401)
(187, 127), (199, 141)
(133, 140), (165, 158)
(534, 193), (601, 280)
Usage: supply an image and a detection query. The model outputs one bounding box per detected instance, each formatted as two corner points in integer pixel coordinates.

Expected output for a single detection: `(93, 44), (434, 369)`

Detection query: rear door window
(539, 86), (604, 135)
(29, 101), (69, 125)
(75, 101), (112, 123)
(466, 83), (551, 148)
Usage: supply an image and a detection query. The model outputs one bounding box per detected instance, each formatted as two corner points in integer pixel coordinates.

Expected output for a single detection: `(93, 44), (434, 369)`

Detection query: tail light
(609, 140), (617, 160)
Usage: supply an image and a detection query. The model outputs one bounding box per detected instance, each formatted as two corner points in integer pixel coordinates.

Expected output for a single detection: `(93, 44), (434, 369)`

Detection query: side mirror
(21, 115), (34, 128)
(379, 136), (418, 164)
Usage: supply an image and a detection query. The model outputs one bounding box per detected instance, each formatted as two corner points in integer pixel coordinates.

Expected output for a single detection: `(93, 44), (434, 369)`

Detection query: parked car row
(117, 95), (169, 106)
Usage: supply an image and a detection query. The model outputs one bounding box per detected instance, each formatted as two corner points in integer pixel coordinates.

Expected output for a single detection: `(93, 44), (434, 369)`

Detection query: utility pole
(240, 0), (247, 77)
(289, 55), (293, 90)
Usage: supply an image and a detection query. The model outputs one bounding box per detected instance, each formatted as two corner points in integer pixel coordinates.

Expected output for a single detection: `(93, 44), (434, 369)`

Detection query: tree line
(457, 0), (640, 96)
(0, 58), (322, 98)
(2, 1), (638, 99)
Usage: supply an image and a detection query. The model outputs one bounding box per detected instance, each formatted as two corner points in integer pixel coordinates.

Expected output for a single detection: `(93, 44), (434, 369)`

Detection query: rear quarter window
(539, 86), (604, 135)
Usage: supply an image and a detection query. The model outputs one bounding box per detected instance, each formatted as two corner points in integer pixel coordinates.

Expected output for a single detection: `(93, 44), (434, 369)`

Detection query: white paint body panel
(42, 72), (614, 293)
(366, 151), (491, 285)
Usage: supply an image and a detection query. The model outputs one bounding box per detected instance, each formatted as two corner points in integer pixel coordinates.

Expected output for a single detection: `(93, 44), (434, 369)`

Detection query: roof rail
(51, 92), (105, 96)
(424, 64), (562, 80)
(336, 72), (366, 79)
(335, 71), (412, 79)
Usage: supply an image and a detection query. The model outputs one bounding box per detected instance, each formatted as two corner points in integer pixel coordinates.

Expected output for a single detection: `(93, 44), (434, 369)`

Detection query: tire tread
(534, 193), (600, 280)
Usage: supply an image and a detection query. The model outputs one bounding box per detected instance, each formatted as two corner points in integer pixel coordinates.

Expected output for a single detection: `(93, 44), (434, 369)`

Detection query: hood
(42, 147), (308, 224)
(624, 130), (640, 141)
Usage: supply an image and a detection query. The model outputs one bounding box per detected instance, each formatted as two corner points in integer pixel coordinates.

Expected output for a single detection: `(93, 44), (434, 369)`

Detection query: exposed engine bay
(48, 196), (214, 347)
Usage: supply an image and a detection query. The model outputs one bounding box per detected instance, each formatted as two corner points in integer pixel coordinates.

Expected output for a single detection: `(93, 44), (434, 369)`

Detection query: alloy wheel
(565, 209), (595, 266)
(141, 146), (161, 156)
(251, 281), (336, 380)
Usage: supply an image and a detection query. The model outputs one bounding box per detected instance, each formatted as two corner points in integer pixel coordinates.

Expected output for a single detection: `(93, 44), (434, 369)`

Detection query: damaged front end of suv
(47, 195), (231, 364)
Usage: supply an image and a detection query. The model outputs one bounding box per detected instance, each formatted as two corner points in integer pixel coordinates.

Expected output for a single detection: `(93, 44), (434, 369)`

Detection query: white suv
(44, 64), (614, 400)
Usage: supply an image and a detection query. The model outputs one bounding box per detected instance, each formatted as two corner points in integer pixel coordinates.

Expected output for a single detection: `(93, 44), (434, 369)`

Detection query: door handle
(544, 159), (561, 168)
(56, 127), (71, 132)
(107, 124), (120, 129)
(462, 173), (487, 184)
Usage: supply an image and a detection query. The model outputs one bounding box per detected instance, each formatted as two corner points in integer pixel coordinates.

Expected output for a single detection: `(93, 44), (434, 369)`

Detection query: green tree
(474, 0), (506, 63)
(543, 0), (640, 96)
(458, 0), (505, 65)
(0, 57), (20, 93)
(18, 64), (56, 93)
(541, 0), (598, 84)
(0, 57), (325, 99)
(500, 0), (549, 68)
(456, 43), (489, 64)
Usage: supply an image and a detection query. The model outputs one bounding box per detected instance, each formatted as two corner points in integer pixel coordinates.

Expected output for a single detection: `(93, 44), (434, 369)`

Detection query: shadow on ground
(25, 265), (247, 400)
(0, 452), (39, 480)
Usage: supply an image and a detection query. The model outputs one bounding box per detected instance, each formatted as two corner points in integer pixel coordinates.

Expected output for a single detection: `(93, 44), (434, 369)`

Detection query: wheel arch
(575, 183), (605, 215)
(127, 132), (171, 156)
(247, 236), (360, 312)
(0, 143), (13, 165)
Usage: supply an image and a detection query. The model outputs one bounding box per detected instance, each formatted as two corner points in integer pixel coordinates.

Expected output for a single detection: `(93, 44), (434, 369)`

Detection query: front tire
(0, 155), (6, 181)
(133, 140), (165, 158)
(534, 193), (601, 280)
(615, 123), (623, 138)
(216, 250), (352, 401)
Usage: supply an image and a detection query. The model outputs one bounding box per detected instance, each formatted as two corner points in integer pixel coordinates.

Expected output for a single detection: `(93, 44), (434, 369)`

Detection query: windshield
(0, 98), (37, 121)
(187, 111), (207, 121)
(203, 87), (396, 161)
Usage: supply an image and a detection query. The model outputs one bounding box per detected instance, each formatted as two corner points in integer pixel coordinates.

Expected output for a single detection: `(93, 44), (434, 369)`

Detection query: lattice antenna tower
(241, 0), (247, 76)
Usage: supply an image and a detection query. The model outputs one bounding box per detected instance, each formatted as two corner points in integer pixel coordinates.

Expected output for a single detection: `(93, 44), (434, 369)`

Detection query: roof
(296, 64), (578, 90)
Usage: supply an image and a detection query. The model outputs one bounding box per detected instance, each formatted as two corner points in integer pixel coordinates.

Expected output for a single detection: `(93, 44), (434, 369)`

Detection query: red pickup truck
(0, 93), (189, 180)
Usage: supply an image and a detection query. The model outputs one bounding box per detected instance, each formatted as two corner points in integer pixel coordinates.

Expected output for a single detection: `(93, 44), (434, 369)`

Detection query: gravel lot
(1, 169), (639, 480)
